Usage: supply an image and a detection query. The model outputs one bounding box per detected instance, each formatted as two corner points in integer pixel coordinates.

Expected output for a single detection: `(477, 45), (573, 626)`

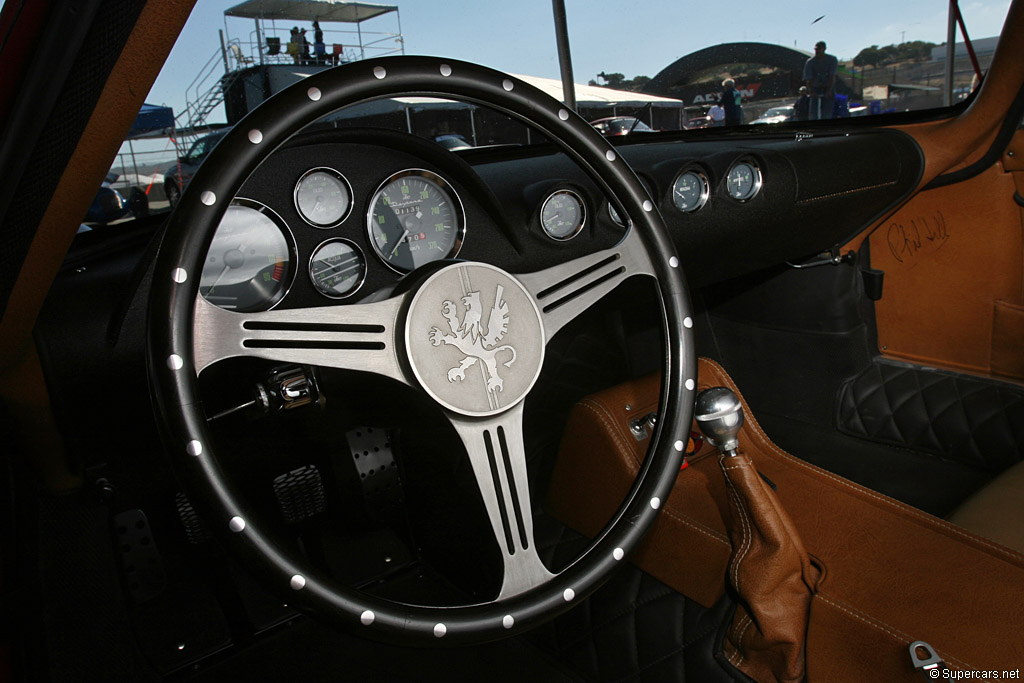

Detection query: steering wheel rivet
(613, 547), (624, 561)
(440, 64), (452, 77)
(685, 379), (695, 391)
(433, 623), (447, 638)
(683, 316), (693, 328)
(200, 191), (216, 206)
(563, 588), (575, 602)
(373, 65), (386, 79)
(307, 87), (322, 101)
(167, 354), (183, 371)
(228, 516), (246, 533)
(650, 497), (662, 510)
(605, 150), (616, 162)
(558, 109), (569, 121)
(502, 79), (514, 92)
(247, 129), (263, 144)
(360, 610), (375, 625)
(502, 615), (514, 629)
(172, 268), (188, 284)
(642, 200), (653, 212)
(289, 575), (306, 590)
(674, 440), (684, 452)
(186, 440), (202, 456)
(670, 256), (679, 268)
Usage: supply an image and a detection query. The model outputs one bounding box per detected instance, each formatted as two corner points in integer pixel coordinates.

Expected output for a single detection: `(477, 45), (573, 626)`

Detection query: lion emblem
(428, 285), (517, 393)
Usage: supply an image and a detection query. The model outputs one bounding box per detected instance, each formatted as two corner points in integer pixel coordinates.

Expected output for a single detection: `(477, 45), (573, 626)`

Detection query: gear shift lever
(694, 387), (744, 456)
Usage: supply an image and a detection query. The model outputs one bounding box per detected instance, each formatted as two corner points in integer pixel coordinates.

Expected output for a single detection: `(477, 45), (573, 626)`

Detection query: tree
(589, 72), (651, 91)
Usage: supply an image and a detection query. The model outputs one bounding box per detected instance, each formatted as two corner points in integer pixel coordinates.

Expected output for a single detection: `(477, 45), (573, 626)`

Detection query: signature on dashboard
(886, 211), (950, 264)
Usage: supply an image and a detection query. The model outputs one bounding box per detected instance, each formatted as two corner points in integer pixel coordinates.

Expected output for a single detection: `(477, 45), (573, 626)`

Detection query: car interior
(1, 1), (1023, 681)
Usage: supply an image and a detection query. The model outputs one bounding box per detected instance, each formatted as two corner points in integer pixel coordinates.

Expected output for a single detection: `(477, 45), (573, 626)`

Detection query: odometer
(367, 169), (464, 273)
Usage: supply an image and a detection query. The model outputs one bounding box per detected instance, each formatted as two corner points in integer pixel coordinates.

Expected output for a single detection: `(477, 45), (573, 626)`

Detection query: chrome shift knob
(694, 387), (744, 456)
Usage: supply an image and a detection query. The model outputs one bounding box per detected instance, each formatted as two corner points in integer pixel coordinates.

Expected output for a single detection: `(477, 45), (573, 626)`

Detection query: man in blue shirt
(803, 41), (838, 119)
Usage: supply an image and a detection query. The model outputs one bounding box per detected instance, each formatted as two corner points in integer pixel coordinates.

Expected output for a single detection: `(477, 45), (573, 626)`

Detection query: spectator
(287, 26), (301, 64)
(313, 20), (326, 65)
(794, 86), (810, 121)
(709, 103), (725, 127)
(804, 40), (838, 119)
(720, 79), (743, 126)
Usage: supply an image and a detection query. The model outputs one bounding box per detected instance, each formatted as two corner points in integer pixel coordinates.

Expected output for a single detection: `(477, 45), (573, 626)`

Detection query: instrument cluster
(199, 165), (465, 312)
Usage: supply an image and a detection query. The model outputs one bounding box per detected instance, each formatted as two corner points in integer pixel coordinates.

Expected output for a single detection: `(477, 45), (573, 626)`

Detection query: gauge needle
(208, 243), (246, 293)
(389, 229), (409, 258)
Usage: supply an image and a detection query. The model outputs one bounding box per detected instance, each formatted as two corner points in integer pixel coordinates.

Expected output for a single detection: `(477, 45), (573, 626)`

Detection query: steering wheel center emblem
(406, 263), (545, 417)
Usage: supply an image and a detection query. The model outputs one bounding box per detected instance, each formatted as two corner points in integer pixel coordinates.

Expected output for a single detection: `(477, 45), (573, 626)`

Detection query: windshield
(90, 0), (1012, 226)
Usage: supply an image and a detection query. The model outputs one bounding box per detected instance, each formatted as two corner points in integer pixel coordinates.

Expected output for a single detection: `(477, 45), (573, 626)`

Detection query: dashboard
(197, 125), (923, 317)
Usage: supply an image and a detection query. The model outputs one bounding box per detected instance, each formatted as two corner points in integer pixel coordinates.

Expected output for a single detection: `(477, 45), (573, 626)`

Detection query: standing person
(720, 78), (743, 126)
(313, 20), (326, 65)
(794, 85), (810, 121)
(287, 26), (301, 64)
(803, 40), (838, 119)
(709, 103), (725, 127)
(300, 28), (311, 65)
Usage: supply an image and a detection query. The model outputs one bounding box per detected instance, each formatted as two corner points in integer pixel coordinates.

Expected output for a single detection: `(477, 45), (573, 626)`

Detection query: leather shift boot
(719, 452), (819, 683)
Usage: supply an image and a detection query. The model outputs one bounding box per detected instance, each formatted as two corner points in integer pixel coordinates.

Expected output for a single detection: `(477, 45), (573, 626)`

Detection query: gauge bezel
(365, 168), (466, 274)
(293, 166), (353, 229)
(308, 237), (367, 300)
(670, 168), (711, 213)
(200, 197), (297, 312)
(539, 188), (587, 241)
(725, 159), (763, 202)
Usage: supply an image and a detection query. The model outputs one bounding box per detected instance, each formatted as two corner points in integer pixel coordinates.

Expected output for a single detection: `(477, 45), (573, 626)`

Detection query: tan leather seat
(947, 460), (1024, 555)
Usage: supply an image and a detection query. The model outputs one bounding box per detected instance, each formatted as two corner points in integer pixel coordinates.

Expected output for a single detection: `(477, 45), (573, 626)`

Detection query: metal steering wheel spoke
(448, 403), (554, 600)
(518, 227), (655, 343)
(191, 293), (407, 382)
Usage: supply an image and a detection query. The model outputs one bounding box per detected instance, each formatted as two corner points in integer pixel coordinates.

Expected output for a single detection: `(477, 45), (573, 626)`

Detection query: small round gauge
(367, 169), (464, 273)
(200, 199), (294, 312)
(672, 169), (710, 213)
(608, 202), (627, 227)
(726, 161), (762, 201)
(540, 189), (586, 240)
(294, 167), (352, 228)
(309, 239), (366, 299)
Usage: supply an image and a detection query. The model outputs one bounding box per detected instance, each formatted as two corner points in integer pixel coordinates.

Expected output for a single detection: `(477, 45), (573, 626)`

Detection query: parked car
(3, 1), (1023, 682)
(589, 116), (656, 136)
(749, 104), (795, 124)
(162, 128), (229, 207)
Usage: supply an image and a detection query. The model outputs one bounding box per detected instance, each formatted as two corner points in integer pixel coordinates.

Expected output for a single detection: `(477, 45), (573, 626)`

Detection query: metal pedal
(272, 464), (327, 524)
(346, 426), (403, 518)
(113, 509), (166, 604)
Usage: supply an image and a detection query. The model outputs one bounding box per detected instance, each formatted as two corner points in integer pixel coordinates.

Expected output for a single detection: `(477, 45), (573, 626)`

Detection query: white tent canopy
(224, 0), (398, 23)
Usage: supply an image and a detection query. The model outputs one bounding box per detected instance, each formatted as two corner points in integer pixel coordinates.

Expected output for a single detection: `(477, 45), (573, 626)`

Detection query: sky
(145, 0), (1012, 127)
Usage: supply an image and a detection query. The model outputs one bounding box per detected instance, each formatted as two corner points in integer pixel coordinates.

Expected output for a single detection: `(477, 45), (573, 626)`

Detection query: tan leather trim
(548, 358), (1024, 674)
(0, 0), (195, 379)
(992, 298), (1024, 379)
(869, 164), (1023, 375)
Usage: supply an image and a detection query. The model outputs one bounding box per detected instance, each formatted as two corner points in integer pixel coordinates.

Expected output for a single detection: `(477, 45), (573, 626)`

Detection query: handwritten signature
(886, 211), (950, 264)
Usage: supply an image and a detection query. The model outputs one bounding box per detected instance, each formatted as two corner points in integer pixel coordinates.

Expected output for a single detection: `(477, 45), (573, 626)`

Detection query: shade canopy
(224, 0), (398, 23)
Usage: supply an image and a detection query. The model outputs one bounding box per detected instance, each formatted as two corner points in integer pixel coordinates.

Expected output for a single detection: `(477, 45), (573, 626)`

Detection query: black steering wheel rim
(148, 56), (697, 645)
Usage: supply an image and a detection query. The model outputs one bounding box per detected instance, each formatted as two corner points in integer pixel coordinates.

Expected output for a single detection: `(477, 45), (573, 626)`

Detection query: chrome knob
(694, 387), (744, 456)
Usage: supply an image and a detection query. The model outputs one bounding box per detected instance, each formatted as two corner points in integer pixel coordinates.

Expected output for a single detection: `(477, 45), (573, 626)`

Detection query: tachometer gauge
(200, 199), (294, 312)
(294, 167), (352, 228)
(726, 161), (762, 201)
(367, 169), (464, 273)
(672, 169), (710, 213)
(309, 239), (366, 299)
(540, 189), (585, 240)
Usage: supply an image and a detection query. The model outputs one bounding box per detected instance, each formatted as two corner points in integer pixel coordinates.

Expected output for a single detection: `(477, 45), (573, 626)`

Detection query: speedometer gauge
(294, 167), (352, 228)
(367, 169), (464, 273)
(200, 199), (294, 312)
(309, 239), (366, 299)
(726, 161), (762, 201)
(671, 169), (710, 213)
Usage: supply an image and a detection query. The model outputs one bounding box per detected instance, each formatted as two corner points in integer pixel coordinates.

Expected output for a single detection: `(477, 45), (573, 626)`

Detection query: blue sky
(147, 0), (1011, 123)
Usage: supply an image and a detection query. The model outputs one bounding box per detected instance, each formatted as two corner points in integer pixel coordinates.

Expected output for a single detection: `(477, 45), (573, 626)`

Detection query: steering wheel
(148, 56), (696, 645)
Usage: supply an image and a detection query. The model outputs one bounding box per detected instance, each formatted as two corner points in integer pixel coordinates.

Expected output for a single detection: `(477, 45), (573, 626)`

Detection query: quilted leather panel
(533, 517), (738, 683)
(836, 359), (1024, 471)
